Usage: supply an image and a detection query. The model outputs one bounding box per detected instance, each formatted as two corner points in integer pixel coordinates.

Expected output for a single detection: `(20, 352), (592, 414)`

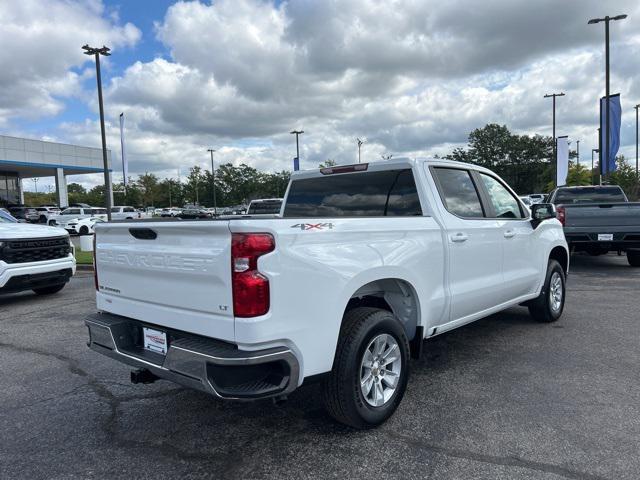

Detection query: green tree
(319, 159), (337, 168)
(565, 162), (592, 186)
(446, 123), (554, 194)
(610, 156), (640, 200)
(136, 172), (160, 206)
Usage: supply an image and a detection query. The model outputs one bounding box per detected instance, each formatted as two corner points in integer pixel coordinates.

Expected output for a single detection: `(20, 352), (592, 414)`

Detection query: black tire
(627, 250), (640, 267)
(79, 226), (89, 235)
(39, 215), (47, 224)
(528, 259), (565, 323)
(33, 284), (66, 295)
(48, 220), (56, 226)
(322, 307), (410, 429)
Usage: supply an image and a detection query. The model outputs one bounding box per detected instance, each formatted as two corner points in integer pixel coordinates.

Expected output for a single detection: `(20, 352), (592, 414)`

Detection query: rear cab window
(247, 200), (282, 215)
(283, 169), (422, 217)
(554, 187), (627, 204)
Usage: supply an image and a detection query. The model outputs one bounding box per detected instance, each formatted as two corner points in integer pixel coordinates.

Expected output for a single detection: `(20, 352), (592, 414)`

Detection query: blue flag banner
(293, 156), (299, 171)
(599, 94), (621, 175)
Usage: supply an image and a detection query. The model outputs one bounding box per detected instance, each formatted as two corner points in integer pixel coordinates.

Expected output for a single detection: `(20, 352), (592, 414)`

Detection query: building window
(0, 171), (20, 207)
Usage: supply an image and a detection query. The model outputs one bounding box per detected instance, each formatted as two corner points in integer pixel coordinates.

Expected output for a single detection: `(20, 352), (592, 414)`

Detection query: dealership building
(0, 134), (113, 208)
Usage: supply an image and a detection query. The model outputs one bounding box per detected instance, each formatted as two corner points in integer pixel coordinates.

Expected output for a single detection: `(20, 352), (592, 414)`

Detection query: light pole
(32, 178), (39, 194)
(635, 104), (639, 174)
(290, 130), (304, 171)
(82, 44), (113, 221)
(544, 92), (565, 187)
(576, 140), (580, 166)
(357, 138), (364, 163)
(208, 148), (217, 215)
(589, 14), (627, 183)
(591, 149), (599, 185)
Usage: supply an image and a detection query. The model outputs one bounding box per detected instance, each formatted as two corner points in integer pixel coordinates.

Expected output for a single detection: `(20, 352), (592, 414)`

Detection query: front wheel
(627, 250), (640, 267)
(528, 259), (566, 323)
(322, 307), (410, 429)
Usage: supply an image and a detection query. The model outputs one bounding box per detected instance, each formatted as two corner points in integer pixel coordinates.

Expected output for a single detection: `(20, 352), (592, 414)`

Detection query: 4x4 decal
(290, 223), (334, 231)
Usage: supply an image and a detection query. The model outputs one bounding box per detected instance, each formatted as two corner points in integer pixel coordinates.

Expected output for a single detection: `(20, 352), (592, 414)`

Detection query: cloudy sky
(2, 0), (639, 192)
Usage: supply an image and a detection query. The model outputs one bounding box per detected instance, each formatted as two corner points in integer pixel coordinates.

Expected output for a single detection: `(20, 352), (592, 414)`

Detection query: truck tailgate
(94, 221), (235, 340)
(564, 203), (640, 228)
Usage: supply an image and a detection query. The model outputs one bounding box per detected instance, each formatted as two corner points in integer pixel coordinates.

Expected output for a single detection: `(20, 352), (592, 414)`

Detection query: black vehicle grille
(0, 237), (70, 264)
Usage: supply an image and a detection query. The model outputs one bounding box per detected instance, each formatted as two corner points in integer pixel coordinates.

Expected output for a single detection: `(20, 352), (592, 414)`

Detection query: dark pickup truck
(547, 185), (640, 266)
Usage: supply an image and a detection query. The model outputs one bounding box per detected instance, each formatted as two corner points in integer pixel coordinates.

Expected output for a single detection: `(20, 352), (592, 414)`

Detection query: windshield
(247, 200), (283, 215)
(555, 187), (626, 204)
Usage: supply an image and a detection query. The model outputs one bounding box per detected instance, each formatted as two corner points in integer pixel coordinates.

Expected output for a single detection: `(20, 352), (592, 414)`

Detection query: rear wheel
(79, 226), (89, 235)
(322, 307), (410, 429)
(33, 284), (66, 295)
(528, 259), (565, 323)
(627, 250), (640, 267)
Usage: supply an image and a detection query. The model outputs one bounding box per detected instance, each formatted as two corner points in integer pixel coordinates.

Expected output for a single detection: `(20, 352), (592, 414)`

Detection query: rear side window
(432, 168), (484, 218)
(283, 169), (422, 217)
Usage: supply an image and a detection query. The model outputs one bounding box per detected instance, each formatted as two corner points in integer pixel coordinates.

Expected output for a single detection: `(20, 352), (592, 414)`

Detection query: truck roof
(290, 157), (491, 180)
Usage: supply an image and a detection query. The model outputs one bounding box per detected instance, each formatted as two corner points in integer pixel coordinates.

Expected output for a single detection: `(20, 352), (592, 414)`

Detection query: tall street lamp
(544, 92), (565, 187)
(635, 104), (639, 174)
(357, 138), (364, 163)
(576, 140), (580, 166)
(82, 44), (113, 221)
(208, 148), (217, 215)
(589, 14), (627, 183)
(290, 130), (304, 171)
(591, 149), (599, 185)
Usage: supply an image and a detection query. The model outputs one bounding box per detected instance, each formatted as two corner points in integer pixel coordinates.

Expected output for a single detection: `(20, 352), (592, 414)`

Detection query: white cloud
(0, 0), (140, 124)
(8, 0), (640, 192)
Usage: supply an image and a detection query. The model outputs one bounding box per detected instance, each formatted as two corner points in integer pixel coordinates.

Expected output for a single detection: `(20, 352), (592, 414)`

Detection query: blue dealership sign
(599, 94), (621, 175)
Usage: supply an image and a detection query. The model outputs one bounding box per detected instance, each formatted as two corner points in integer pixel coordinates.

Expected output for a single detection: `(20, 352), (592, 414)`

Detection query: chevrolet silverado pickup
(86, 159), (569, 428)
(0, 213), (75, 295)
(547, 185), (640, 266)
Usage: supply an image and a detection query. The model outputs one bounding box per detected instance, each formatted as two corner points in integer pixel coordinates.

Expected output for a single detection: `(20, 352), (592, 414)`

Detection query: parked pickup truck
(547, 185), (640, 266)
(0, 212), (75, 296)
(86, 159), (568, 428)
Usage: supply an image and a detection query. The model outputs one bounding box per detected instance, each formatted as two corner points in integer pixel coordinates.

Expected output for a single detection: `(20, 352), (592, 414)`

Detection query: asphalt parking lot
(1, 254), (639, 480)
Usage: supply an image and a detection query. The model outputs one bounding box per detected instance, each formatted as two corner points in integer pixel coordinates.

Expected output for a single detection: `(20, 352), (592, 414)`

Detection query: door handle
(450, 232), (468, 243)
(504, 230), (516, 238)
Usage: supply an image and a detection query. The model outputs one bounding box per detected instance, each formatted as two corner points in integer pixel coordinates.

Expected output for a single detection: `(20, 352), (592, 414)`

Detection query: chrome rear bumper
(85, 312), (299, 400)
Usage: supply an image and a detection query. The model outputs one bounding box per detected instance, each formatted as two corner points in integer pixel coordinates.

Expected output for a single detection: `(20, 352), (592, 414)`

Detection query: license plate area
(598, 234), (613, 241)
(143, 327), (167, 355)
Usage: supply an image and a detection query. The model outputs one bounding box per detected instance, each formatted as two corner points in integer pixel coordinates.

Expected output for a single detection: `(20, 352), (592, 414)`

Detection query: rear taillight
(231, 233), (275, 317)
(93, 233), (98, 291)
(556, 206), (566, 226)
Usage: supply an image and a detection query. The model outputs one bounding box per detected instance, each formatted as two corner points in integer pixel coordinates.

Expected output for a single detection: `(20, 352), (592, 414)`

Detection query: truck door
(430, 167), (504, 322)
(475, 172), (540, 301)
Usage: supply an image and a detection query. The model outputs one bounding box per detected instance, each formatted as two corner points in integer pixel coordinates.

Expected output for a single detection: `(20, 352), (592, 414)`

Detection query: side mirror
(530, 203), (556, 228)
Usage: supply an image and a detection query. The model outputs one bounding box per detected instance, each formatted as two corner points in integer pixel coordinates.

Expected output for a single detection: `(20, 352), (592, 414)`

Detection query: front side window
(479, 174), (523, 219)
(283, 169), (422, 217)
(432, 168), (484, 218)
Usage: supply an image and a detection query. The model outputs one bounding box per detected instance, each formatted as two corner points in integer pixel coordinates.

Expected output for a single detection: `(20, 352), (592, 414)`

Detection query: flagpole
(119, 113), (127, 195)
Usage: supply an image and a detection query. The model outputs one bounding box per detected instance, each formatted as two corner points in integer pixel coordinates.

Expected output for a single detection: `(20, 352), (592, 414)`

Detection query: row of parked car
(151, 198), (284, 218)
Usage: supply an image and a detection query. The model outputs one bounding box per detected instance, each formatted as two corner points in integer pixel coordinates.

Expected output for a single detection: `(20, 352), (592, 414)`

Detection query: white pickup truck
(86, 159), (568, 428)
(0, 212), (75, 296)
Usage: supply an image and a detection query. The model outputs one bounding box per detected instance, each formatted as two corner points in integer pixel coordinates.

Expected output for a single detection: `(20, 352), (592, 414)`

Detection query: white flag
(556, 136), (569, 186)
(119, 113), (128, 186)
